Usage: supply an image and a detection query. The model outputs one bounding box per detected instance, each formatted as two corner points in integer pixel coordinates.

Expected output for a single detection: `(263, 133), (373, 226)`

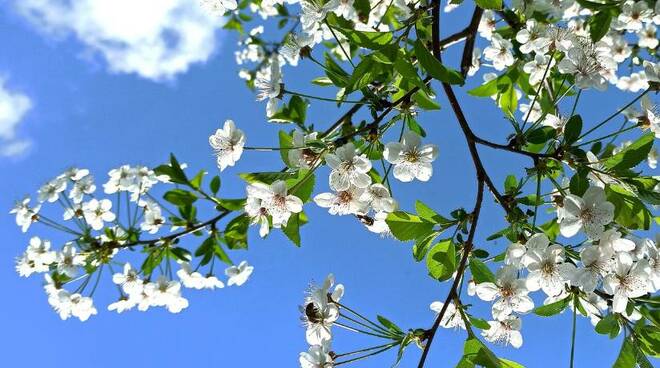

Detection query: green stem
(334, 344), (397, 366)
(333, 342), (399, 359)
(577, 89), (648, 140)
(569, 298), (577, 368)
(325, 20), (355, 68)
(334, 322), (394, 339)
(577, 125), (637, 147)
(284, 90), (367, 104)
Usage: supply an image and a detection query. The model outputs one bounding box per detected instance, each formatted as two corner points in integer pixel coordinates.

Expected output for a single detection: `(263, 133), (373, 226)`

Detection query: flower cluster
(13, 165), (254, 321)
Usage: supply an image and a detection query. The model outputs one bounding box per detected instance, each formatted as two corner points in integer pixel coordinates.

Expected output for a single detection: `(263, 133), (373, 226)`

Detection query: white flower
(430, 301), (466, 330)
(10, 197), (41, 232)
(325, 142), (372, 191)
(112, 263), (143, 296)
(82, 199), (116, 230)
(314, 186), (369, 216)
(38, 177), (67, 203)
(616, 72), (649, 93)
(108, 297), (137, 314)
(542, 114), (568, 131)
(360, 183), (397, 213)
(364, 211), (392, 235)
(209, 119), (246, 171)
(246, 180), (303, 228)
(601, 34), (632, 63)
(558, 41), (614, 91)
(200, 0), (238, 15)
(144, 276), (189, 313)
(56, 244), (85, 278)
(477, 10), (497, 40)
(15, 237), (55, 277)
(603, 253), (651, 313)
(384, 131), (438, 182)
(600, 229), (636, 253)
(515, 20), (548, 54)
(140, 202), (165, 234)
(557, 186), (614, 240)
(288, 131), (319, 169)
(640, 96), (659, 138)
(481, 316), (523, 348)
(68, 293), (98, 321)
(60, 168), (89, 181)
(177, 262), (224, 290)
(475, 265), (534, 320)
(523, 54), (555, 85)
(483, 34), (514, 71)
(225, 261), (254, 286)
(648, 148), (657, 169)
(302, 274), (344, 345)
(505, 233), (550, 269)
(255, 57), (282, 116)
(299, 342), (334, 368)
(647, 237), (660, 291)
(245, 194), (271, 237)
(524, 242), (575, 296)
(103, 165), (134, 194)
(617, 1), (652, 32)
(644, 61), (659, 83)
(573, 245), (613, 293)
(69, 175), (96, 203)
(281, 33), (314, 66)
(300, 0), (335, 32)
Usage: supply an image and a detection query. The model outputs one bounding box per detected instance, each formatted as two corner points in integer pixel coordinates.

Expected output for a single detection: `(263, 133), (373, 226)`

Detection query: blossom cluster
(13, 166), (253, 321)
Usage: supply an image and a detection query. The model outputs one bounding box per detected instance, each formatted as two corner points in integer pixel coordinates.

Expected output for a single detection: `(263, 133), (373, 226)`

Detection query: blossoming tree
(10, 0), (660, 367)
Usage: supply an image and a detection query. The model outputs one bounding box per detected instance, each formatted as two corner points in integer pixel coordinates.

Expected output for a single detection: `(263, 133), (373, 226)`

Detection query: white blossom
(482, 316), (523, 348)
(225, 261), (254, 286)
(301, 274), (344, 345)
(483, 34), (514, 71)
(83, 198), (116, 231)
(56, 244), (85, 278)
(557, 186), (614, 240)
(384, 131), (438, 182)
(430, 301), (466, 330)
(325, 142), (372, 191)
(603, 253), (651, 313)
(200, 0), (238, 15)
(314, 186), (369, 215)
(209, 119), (246, 171)
(475, 265), (534, 320)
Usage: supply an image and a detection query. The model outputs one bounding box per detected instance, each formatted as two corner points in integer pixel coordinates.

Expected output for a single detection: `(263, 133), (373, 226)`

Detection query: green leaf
(603, 132), (654, 172)
(325, 54), (350, 87)
(217, 198), (246, 211)
(607, 185), (652, 230)
(268, 95), (307, 124)
(311, 76), (334, 86)
(278, 130), (295, 167)
(414, 40), (464, 85)
(413, 90), (441, 110)
(636, 325), (660, 357)
(613, 337), (637, 368)
(588, 11), (613, 42)
(385, 211), (434, 241)
(499, 83), (518, 117)
(534, 296), (571, 316)
(282, 212), (308, 246)
(595, 313), (621, 338)
(469, 258), (496, 284)
(377, 315), (403, 335)
(415, 200), (451, 224)
(426, 239), (456, 281)
(153, 154), (189, 185)
(469, 316), (491, 330)
(413, 231), (439, 262)
(394, 54), (428, 93)
(337, 28), (393, 50)
(224, 214), (249, 249)
(209, 175), (221, 195)
(468, 78), (499, 97)
(163, 189), (198, 206)
(475, 0), (503, 10)
(346, 56), (382, 93)
(570, 169), (589, 196)
(563, 115), (582, 145)
(189, 170), (205, 190)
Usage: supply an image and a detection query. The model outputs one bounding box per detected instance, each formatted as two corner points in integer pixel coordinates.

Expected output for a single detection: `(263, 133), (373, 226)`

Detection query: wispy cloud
(0, 78), (32, 158)
(15, 0), (224, 81)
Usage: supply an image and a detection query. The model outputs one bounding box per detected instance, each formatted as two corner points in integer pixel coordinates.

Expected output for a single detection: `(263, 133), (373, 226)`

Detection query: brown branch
(417, 178), (485, 367)
(460, 7), (484, 78)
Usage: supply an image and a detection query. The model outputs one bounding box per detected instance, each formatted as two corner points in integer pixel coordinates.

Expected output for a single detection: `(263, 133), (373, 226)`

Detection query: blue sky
(0, 1), (652, 367)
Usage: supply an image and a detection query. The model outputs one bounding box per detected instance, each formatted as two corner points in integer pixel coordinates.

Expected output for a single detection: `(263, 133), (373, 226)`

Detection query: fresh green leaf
(426, 239), (456, 281)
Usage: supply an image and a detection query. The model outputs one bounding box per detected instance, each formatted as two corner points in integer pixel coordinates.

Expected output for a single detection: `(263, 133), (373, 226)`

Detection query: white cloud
(0, 79), (32, 158)
(15, 0), (224, 81)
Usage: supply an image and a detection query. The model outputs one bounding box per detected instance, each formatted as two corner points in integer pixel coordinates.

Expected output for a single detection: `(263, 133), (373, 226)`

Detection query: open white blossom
(38, 177), (67, 203)
(56, 244), (85, 278)
(482, 316), (523, 348)
(603, 253), (651, 313)
(483, 34), (514, 71)
(144, 276), (189, 313)
(301, 274), (344, 345)
(557, 186), (614, 240)
(299, 341), (333, 368)
(476, 265), (534, 320)
(177, 262), (225, 290)
(246, 180), (303, 228)
(225, 261), (254, 286)
(384, 131), (438, 182)
(69, 175), (96, 204)
(112, 263), (144, 296)
(524, 242), (574, 296)
(255, 57), (282, 117)
(573, 245), (613, 293)
(325, 142), (372, 191)
(10, 197), (41, 233)
(288, 131), (319, 169)
(83, 198), (116, 231)
(209, 119), (246, 171)
(314, 186), (369, 216)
